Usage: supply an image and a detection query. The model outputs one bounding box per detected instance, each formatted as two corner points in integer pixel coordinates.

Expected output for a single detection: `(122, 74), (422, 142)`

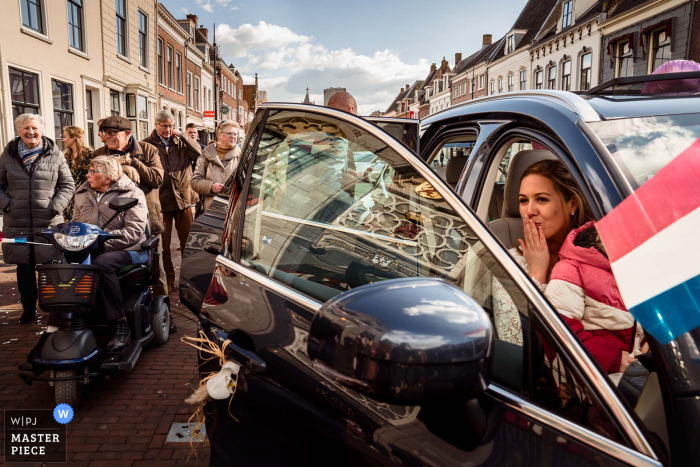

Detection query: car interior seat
(445, 155), (469, 189)
(489, 150), (557, 249)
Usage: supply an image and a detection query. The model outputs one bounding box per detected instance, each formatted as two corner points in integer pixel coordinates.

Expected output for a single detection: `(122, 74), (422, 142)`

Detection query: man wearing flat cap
(93, 117), (171, 315)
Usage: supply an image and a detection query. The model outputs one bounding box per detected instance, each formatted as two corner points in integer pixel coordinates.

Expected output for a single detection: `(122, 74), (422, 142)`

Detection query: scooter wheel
(55, 370), (81, 407)
(151, 301), (170, 346)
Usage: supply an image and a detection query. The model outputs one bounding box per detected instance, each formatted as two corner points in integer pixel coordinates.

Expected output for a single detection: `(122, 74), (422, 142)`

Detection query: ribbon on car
(596, 137), (700, 345)
(181, 331), (241, 457)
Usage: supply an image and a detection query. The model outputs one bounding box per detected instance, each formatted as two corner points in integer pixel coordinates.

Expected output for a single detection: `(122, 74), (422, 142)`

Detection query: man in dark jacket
(92, 117), (170, 302)
(143, 111), (201, 294)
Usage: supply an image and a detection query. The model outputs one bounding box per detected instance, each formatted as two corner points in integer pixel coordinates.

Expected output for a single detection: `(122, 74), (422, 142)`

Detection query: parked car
(183, 72), (700, 466)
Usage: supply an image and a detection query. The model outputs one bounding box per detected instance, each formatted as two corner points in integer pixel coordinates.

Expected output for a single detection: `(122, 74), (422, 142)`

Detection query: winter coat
(0, 137), (75, 264)
(72, 174), (148, 252)
(92, 138), (164, 235)
(545, 222), (642, 374)
(191, 144), (241, 212)
(141, 130), (200, 211)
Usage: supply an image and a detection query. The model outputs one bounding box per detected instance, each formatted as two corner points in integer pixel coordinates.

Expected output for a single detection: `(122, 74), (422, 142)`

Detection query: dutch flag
(596, 138), (700, 345)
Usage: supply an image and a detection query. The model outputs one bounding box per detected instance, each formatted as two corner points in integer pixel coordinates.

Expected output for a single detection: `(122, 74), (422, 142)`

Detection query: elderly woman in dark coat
(0, 114), (75, 324)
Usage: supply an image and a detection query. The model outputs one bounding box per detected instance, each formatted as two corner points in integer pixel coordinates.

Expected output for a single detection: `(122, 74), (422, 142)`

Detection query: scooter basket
(36, 264), (102, 313)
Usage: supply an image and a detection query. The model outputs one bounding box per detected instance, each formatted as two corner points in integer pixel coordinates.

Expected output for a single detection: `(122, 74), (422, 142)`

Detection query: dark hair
(186, 123), (197, 129)
(521, 159), (594, 231)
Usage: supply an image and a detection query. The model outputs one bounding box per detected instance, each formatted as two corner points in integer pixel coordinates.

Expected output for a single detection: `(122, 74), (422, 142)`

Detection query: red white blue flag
(596, 138), (700, 344)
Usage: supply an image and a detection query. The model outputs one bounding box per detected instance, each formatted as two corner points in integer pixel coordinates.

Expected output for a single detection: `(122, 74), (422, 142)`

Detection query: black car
(181, 73), (700, 466)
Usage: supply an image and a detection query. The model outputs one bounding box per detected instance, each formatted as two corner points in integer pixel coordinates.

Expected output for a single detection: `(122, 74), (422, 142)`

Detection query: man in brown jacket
(142, 110), (201, 294)
(93, 116), (170, 304)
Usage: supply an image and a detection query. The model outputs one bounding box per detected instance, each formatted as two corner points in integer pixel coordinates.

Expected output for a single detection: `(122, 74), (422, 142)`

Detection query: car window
(487, 140), (533, 221)
(371, 121), (419, 153)
(427, 137), (477, 188)
(588, 113), (700, 189)
(236, 109), (626, 446)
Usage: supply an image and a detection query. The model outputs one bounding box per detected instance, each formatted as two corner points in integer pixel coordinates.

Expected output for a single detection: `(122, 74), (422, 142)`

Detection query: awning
(607, 33), (634, 55)
(640, 19), (672, 46)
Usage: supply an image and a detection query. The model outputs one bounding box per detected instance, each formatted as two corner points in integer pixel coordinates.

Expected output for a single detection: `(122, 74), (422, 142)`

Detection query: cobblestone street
(0, 234), (209, 466)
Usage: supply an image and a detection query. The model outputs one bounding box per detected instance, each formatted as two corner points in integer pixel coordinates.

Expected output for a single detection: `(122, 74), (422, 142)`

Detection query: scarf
(17, 139), (44, 171)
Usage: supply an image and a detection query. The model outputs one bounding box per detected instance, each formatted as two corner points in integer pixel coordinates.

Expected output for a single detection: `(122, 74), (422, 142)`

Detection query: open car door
(366, 116), (420, 154)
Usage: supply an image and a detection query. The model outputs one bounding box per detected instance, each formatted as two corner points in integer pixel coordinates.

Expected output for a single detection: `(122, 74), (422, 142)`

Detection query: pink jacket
(546, 222), (639, 374)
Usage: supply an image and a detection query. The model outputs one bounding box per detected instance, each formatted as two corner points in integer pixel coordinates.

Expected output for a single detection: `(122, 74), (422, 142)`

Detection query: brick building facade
(156, 3), (187, 131)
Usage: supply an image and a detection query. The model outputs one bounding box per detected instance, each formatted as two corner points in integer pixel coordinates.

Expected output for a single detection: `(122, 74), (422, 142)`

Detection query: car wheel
(55, 370), (81, 407)
(151, 301), (170, 346)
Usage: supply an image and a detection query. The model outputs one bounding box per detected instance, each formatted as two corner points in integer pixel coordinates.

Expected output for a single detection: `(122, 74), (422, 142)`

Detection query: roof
(384, 80), (422, 113)
(489, 0), (560, 63)
(453, 40), (501, 75)
(302, 88), (312, 104)
(532, 1), (603, 48)
(606, 0), (651, 19)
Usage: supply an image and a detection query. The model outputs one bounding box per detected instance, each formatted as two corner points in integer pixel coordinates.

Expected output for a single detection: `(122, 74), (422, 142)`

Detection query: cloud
(195, 0), (214, 12)
(230, 6), (240, 10)
(217, 22), (426, 114)
(178, 7), (190, 15)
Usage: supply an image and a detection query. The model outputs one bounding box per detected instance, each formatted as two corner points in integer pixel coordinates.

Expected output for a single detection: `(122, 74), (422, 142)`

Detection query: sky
(161, 0), (529, 115)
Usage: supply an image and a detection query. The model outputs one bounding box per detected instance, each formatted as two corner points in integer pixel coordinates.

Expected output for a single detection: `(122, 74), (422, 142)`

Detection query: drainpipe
(685, 0), (696, 60)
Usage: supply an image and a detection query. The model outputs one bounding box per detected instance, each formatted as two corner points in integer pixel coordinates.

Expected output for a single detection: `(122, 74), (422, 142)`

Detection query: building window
(507, 74), (514, 92)
(167, 45), (174, 89)
(561, 60), (572, 91)
(52, 79), (74, 150)
(479, 74), (485, 89)
(138, 11), (147, 68)
(490, 81), (495, 95)
(126, 93), (136, 117)
(616, 41), (633, 78)
(547, 66), (557, 89)
(579, 52), (592, 90)
(650, 29), (671, 73)
(498, 78), (503, 93)
(9, 68), (41, 127)
(471, 78), (476, 93)
(21, 0), (44, 34)
(519, 69), (527, 90)
(67, 0), (84, 51)
(157, 38), (164, 85)
(194, 76), (200, 111)
(110, 90), (120, 116)
(176, 53), (182, 92)
(116, 0), (127, 56)
(507, 35), (515, 53)
(178, 111), (183, 131)
(535, 69), (544, 89)
(85, 89), (94, 148)
(187, 72), (192, 108)
(208, 89), (212, 112)
(562, 0), (573, 29)
(126, 94), (149, 138)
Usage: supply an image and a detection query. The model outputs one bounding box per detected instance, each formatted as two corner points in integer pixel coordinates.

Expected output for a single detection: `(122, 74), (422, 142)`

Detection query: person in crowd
(60, 156), (148, 351)
(97, 118), (107, 144)
(62, 126), (94, 219)
(327, 91), (358, 115)
(546, 223), (647, 377)
(186, 123), (206, 150)
(92, 117), (169, 303)
(191, 120), (241, 214)
(143, 111), (201, 295)
(0, 114), (75, 324)
(492, 159), (595, 345)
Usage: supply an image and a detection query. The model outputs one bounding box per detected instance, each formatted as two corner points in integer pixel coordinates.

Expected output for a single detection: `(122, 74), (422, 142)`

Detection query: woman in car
(191, 120), (241, 215)
(493, 159), (594, 344)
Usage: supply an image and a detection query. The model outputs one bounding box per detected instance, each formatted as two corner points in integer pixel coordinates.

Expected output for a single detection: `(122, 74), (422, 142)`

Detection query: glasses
(157, 123), (174, 129)
(87, 169), (103, 175)
(102, 129), (124, 136)
(222, 132), (238, 137)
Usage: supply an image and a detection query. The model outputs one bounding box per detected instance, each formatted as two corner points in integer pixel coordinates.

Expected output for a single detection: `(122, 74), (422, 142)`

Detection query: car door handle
(225, 341), (266, 374)
(203, 242), (221, 255)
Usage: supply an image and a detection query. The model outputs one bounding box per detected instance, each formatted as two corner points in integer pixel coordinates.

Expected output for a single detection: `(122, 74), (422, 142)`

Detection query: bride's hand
(518, 218), (549, 284)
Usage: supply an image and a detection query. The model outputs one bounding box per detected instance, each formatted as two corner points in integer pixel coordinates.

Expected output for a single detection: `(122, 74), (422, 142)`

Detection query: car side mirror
(307, 277), (493, 403)
(108, 197), (139, 212)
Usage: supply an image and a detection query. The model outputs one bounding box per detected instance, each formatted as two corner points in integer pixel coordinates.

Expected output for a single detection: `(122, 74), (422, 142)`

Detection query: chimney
(455, 53), (462, 64)
(400, 87), (405, 93)
(199, 27), (208, 40)
(441, 56), (448, 72)
(483, 34), (492, 46)
(430, 63), (437, 72)
(186, 14), (198, 28)
(406, 84), (410, 91)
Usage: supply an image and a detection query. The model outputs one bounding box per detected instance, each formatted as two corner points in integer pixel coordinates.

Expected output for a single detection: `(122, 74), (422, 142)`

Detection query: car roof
(420, 90), (700, 126)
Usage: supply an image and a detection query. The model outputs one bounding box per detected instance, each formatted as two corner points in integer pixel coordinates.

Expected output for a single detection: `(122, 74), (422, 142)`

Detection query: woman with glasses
(0, 114), (75, 324)
(191, 120), (242, 215)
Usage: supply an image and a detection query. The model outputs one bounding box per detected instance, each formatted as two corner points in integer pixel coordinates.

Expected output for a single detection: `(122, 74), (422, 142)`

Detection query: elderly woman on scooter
(47, 156), (149, 352)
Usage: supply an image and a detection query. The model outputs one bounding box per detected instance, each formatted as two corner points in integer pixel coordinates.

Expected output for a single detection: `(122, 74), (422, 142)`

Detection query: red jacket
(546, 222), (639, 374)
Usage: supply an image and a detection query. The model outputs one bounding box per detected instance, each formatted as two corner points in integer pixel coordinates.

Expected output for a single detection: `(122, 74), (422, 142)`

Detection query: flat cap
(99, 116), (131, 132)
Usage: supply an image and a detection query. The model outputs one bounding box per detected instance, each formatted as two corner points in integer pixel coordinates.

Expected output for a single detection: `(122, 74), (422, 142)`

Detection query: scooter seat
(117, 264), (147, 286)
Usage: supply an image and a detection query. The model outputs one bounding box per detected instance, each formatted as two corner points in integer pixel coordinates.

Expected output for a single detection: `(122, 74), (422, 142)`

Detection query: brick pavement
(0, 235), (210, 466)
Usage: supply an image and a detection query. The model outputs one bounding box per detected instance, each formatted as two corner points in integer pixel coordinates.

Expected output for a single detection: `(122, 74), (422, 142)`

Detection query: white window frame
(176, 52), (182, 93)
(615, 40), (634, 78)
(115, 0), (128, 58)
(547, 65), (557, 89)
(19, 0), (49, 39)
(562, 0), (573, 29)
(167, 45), (174, 90)
(579, 52), (592, 91)
(186, 72), (193, 109)
(66, 0), (86, 53)
(194, 75), (200, 112)
(561, 60), (572, 91)
(507, 73), (514, 92)
(519, 69), (527, 90)
(138, 10), (148, 68)
(157, 38), (165, 86)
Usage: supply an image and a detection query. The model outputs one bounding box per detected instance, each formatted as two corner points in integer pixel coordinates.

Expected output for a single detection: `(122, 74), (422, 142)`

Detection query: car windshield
(588, 113), (700, 190)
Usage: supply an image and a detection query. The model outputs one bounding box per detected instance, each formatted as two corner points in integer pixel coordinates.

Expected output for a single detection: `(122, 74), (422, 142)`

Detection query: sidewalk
(0, 236), (210, 466)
